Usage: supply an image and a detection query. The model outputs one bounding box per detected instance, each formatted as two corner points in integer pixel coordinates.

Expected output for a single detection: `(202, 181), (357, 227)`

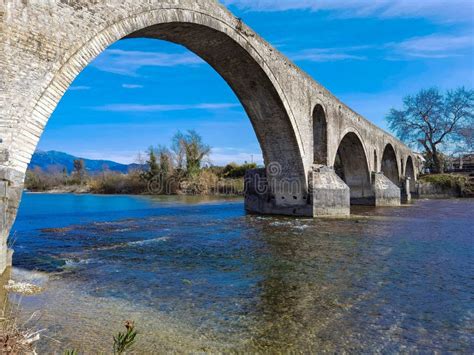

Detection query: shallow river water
(7, 194), (474, 352)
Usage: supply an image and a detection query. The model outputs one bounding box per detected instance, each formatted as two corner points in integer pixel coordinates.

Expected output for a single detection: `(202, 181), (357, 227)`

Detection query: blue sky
(39, 0), (474, 165)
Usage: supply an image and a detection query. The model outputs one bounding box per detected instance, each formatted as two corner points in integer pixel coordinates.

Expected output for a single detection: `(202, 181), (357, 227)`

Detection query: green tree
(387, 87), (474, 173)
(172, 130), (210, 177)
(146, 147), (160, 177)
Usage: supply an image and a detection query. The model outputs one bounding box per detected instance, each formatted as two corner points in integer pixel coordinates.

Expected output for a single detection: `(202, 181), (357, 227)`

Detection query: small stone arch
(334, 132), (373, 204)
(313, 104), (328, 165)
(382, 143), (399, 185)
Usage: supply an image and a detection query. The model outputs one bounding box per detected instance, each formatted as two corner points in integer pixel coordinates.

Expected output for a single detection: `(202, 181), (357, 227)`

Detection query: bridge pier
(0, 167), (23, 275)
(372, 172), (401, 206)
(244, 166), (351, 218)
(309, 166), (350, 217)
(401, 177), (412, 202)
(244, 169), (313, 217)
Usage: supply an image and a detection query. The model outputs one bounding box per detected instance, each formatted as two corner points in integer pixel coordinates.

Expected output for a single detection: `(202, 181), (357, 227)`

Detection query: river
(6, 193), (474, 352)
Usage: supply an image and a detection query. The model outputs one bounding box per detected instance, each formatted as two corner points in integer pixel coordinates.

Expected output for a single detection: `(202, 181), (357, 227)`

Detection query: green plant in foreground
(113, 320), (137, 354)
(64, 350), (78, 355)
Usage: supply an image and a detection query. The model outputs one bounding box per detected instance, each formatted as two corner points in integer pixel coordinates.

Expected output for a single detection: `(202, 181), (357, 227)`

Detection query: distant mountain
(29, 150), (142, 174)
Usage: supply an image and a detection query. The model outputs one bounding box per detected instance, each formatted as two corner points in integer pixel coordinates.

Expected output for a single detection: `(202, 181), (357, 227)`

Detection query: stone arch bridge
(0, 0), (418, 273)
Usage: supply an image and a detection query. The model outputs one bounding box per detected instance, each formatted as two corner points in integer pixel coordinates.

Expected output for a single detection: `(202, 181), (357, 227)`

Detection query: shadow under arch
(20, 8), (307, 202)
(334, 132), (373, 205)
(312, 104), (327, 165)
(405, 156), (416, 193)
(381, 144), (399, 185)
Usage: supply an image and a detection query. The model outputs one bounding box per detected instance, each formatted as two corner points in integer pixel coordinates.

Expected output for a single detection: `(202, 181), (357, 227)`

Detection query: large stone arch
(312, 104), (328, 165)
(11, 5), (307, 202)
(381, 144), (399, 185)
(333, 131), (373, 204)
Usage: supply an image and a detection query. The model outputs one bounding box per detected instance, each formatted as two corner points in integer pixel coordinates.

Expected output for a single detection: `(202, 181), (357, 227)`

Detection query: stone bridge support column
(245, 167), (351, 218)
(401, 178), (412, 202)
(244, 169), (313, 217)
(372, 172), (401, 207)
(309, 166), (350, 217)
(0, 167), (23, 275)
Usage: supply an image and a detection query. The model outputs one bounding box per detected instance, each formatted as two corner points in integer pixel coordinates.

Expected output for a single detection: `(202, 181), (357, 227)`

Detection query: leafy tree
(387, 87), (474, 173)
(172, 130), (210, 177)
(146, 147), (160, 177)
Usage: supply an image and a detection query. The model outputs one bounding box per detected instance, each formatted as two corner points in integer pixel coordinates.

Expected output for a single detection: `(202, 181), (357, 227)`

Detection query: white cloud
(122, 84), (143, 89)
(289, 47), (367, 62)
(69, 85), (91, 91)
(222, 0), (474, 23)
(389, 34), (474, 59)
(289, 34), (473, 63)
(91, 49), (204, 76)
(92, 103), (240, 112)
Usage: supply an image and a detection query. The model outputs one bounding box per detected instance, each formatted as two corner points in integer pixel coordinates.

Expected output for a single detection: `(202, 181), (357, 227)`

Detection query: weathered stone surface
(309, 166), (350, 217)
(0, 0), (419, 274)
(372, 173), (401, 207)
(244, 169), (313, 217)
(0, 150), (9, 164)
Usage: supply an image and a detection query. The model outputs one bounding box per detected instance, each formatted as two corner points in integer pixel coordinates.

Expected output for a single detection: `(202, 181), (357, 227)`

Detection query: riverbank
(25, 167), (247, 196)
(416, 173), (474, 198)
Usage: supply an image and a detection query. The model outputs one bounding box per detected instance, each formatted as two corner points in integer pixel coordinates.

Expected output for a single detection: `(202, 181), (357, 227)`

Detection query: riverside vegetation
(25, 130), (257, 196)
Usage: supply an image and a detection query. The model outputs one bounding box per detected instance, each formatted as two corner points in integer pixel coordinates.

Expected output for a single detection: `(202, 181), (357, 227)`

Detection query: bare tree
(456, 125), (473, 153)
(155, 145), (173, 178)
(387, 87), (474, 173)
(171, 131), (186, 171)
(73, 159), (86, 184)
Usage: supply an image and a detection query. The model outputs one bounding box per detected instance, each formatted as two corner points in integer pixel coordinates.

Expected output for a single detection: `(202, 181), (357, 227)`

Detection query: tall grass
(0, 299), (41, 354)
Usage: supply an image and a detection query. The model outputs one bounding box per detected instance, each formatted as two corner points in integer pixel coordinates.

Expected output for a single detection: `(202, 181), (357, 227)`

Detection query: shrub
(222, 163), (257, 178)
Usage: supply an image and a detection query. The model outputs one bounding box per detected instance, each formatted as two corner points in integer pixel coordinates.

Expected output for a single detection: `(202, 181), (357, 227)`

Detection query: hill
(29, 150), (140, 174)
